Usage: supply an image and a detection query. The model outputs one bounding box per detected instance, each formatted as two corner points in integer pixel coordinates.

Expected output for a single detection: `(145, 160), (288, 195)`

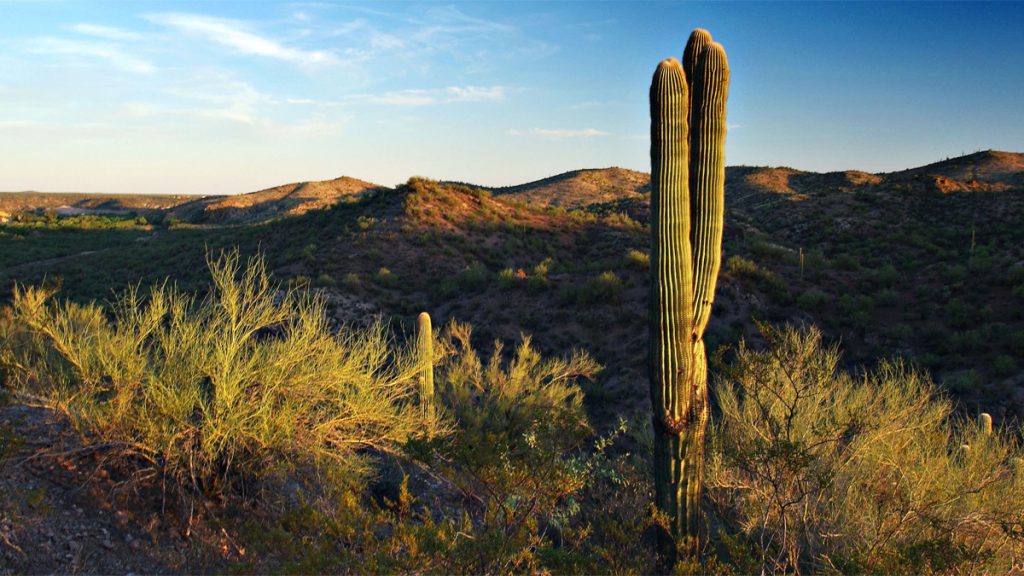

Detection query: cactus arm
(682, 28), (713, 89)
(689, 42), (729, 337)
(649, 57), (693, 431)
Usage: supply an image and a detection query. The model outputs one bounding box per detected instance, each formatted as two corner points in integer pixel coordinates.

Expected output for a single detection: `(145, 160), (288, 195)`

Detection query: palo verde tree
(648, 28), (729, 554)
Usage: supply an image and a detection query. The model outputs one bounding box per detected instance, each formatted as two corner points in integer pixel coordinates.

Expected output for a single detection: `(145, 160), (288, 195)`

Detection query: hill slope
(487, 167), (649, 208)
(167, 176), (385, 224)
(1, 151), (1022, 425)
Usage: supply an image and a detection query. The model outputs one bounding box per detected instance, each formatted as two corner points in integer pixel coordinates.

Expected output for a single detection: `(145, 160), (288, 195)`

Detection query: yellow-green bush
(3, 252), (431, 499)
(708, 324), (1024, 574)
(406, 320), (603, 573)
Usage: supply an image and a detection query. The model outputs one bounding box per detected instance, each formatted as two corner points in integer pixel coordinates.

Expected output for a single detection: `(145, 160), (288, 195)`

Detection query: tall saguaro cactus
(649, 29), (729, 551)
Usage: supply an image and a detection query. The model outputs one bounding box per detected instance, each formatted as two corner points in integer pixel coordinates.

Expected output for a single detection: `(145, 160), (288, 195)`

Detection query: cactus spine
(649, 29), (729, 551)
(417, 312), (435, 432)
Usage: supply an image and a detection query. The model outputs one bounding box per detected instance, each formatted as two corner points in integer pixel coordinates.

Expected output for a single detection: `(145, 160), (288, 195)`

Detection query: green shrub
(456, 261), (489, 291)
(375, 266), (398, 288)
(796, 287), (827, 310)
(992, 354), (1018, 378)
(562, 271), (624, 305)
(4, 252), (432, 500)
(497, 267), (517, 289)
(624, 249), (650, 270)
(342, 272), (361, 290)
(708, 324), (1024, 574)
(406, 321), (602, 573)
(947, 299), (977, 330)
(725, 255), (758, 277)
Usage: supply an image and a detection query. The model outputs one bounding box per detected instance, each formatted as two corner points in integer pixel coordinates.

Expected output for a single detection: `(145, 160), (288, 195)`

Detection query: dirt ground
(0, 403), (246, 575)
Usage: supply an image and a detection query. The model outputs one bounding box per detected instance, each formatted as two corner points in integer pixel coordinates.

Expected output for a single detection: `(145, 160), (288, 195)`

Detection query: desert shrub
(1008, 263), (1024, 286)
(725, 255), (758, 277)
(562, 271), (624, 305)
(405, 321), (603, 573)
(314, 273), (336, 287)
(375, 266), (398, 288)
(3, 252), (431, 501)
(947, 298), (978, 330)
(341, 272), (361, 290)
(624, 249), (650, 270)
(871, 263), (900, 289)
(708, 324), (1024, 575)
(497, 267), (517, 289)
(992, 354), (1019, 378)
(874, 287), (899, 307)
(528, 257), (554, 291)
(796, 287), (827, 310)
(455, 261), (489, 291)
(726, 255), (786, 297)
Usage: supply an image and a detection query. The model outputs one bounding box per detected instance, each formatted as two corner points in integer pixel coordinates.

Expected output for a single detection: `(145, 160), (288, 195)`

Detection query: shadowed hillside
(1, 151), (1022, 424)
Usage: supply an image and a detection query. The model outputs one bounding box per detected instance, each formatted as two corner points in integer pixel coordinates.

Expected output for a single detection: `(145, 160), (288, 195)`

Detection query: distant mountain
(487, 167), (649, 209)
(0, 192), (195, 216)
(167, 176), (386, 224)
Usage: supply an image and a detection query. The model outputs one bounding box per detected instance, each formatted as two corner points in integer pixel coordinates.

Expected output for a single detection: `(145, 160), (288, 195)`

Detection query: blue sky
(1, 1), (1022, 195)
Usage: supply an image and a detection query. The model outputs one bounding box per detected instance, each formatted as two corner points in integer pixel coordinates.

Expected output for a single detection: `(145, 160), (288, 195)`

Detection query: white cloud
(146, 13), (337, 66)
(508, 127), (610, 140)
(28, 37), (155, 74)
(67, 23), (143, 42)
(445, 85), (508, 102)
(353, 85), (510, 107)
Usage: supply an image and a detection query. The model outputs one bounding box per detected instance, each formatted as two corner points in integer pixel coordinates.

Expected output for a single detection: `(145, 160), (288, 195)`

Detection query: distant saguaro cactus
(417, 312), (435, 432)
(649, 28), (729, 552)
(979, 412), (993, 436)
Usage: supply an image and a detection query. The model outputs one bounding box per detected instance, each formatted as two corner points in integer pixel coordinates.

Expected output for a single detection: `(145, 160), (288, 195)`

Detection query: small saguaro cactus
(417, 312), (435, 431)
(979, 412), (993, 436)
(649, 28), (729, 552)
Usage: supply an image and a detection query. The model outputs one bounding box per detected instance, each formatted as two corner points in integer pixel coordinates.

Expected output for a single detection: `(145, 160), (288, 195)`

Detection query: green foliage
(3, 252), (431, 500)
(440, 261), (489, 296)
(562, 271), (624, 305)
(375, 266), (398, 288)
(624, 249), (650, 270)
(341, 272), (361, 290)
(406, 321), (603, 572)
(497, 267), (518, 289)
(708, 324), (1024, 574)
(796, 287), (827, 310)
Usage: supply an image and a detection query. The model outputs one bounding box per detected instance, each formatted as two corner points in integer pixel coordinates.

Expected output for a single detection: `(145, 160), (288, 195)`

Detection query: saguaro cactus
(417, 312), (435, 432)
(649, 29), (729, 551)
(979, 412), (993, 436)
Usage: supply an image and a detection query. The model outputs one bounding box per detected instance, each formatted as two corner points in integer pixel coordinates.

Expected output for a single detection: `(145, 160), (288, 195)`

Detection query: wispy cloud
(445, 86), (508, 102)
(354, 85), (510, 107)
(570, 100), (624, 110)
(508, 127), (609, 140)
(146, 13), (338, 66)
(28, 37), (155, 74)
(122, 76), (348, 137)
(66, 23), (143, 42)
